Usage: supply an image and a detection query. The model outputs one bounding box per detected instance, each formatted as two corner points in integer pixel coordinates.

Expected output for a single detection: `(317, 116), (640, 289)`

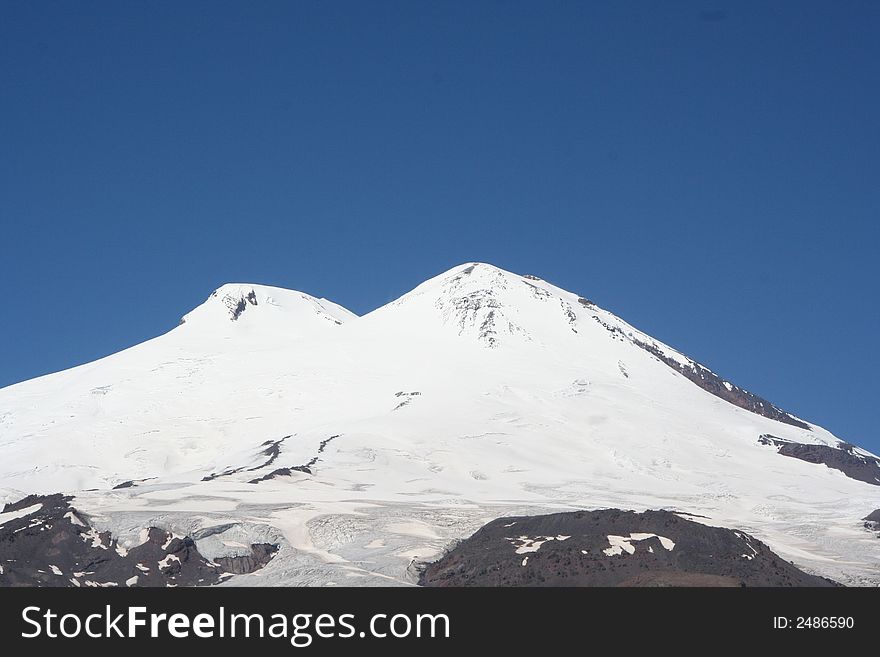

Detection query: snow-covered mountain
(1, 263), (878, 586)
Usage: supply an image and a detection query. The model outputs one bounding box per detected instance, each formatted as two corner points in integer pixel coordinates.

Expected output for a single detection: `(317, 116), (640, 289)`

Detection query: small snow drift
(0, 495), (277, 587)
(419, 510), (838, 587)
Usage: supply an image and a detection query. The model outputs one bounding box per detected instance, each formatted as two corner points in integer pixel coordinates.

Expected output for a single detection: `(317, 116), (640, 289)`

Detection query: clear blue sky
(1, 1), (878, 451)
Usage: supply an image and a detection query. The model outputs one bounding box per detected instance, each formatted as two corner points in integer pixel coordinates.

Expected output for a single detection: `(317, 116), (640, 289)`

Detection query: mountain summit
(364, 262), (585, 347)
(0, 263), (877, 586)
(180, 283), (356, 333)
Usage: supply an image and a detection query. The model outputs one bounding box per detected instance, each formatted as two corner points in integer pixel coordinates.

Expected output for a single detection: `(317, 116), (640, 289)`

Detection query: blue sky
(1, 1), (878, 451)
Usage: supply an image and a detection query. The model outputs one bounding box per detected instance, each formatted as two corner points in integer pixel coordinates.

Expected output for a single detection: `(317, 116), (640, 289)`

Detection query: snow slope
(0, 263), (877, 585)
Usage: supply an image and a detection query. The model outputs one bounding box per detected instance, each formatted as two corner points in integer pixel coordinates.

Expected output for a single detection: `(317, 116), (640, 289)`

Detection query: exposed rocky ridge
(111, 476), (156, 490)
(419, 509), (838, 587)
(432, 265), (529, 348)
(864, 510), (880, 534)
(572, 290), (809, 429)
(0, 495), (277, 587)
(392, 390), (421, 411)
(180, 287), (259, 324)
(248, 466), (311, 483)
(630, 338), (809, 429)
(226, 289), (258, 321)
(759, 434), (880, 486)
(248, 434), (339, 483)
(214, 543), (278, 574)
(203, 435), (290, 482)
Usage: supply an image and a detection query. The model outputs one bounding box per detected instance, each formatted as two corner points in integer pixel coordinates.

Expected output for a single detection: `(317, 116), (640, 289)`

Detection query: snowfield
(0, 263), (878, 586)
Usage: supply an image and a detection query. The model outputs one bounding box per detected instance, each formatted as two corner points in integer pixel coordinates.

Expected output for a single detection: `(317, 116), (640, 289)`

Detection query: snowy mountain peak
(368, 262), (584, 348)
(179, 283), (356, 333)
(364, 263), (815, 430)
(419, 262), (532, 291)
(207, 283), (260, 321)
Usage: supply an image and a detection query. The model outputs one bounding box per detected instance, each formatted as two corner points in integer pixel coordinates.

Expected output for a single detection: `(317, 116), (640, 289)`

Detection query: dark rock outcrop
(110, 477), (155, 490)
(420, 509), (837, 587)
(632, 338), (809, 429)
(0, 495), (277, 587)
(249, 434), (340, 483)
(214, 544), (278, 574)
(759, 435), (880, 486)
(393, 391), (421, 411)
(229, 289), (258, 321)
(252, 436), (289, 470)
(248, 466), (311, 483)
(204, 435), (291, 481)
(581, 303), (807, 429)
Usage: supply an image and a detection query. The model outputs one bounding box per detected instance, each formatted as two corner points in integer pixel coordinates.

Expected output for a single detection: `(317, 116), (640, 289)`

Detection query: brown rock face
(0, 494), (278, 587)
(420, 509), (838, 587)
(215, 544), (279, 574)
(631, 338), (810, 429)
(759, 435), (880, 486)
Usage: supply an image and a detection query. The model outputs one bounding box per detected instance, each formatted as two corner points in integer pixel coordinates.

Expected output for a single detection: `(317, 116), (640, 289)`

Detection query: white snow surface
(0, 503), (43, 524)
(0, 263), (878, 586)
(603, 533), (675, 556)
